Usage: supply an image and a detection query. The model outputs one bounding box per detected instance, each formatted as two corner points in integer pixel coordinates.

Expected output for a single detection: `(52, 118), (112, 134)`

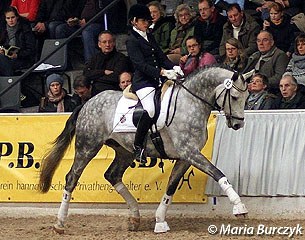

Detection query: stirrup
(134, 146), (147, 164)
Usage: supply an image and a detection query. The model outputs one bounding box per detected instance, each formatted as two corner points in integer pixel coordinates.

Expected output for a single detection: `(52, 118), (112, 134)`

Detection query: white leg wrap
(114, 182), (140, 218)
(154, 194), (172, 233)
(218, 177), (241, 205)
(57, 189), (71, 226)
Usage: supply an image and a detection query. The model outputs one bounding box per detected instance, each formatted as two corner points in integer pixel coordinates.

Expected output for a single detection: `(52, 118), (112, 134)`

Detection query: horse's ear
(242, 69), (255, 83)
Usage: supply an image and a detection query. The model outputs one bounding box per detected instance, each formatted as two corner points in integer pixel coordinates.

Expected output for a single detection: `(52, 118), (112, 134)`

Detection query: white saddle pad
(113, 86), (173, 132)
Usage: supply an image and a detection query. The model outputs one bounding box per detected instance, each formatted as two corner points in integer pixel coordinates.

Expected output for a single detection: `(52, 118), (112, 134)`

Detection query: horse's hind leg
(104, 140), (140, 231)
(54, 144), (102, 234)
(154, 160), (191, 233)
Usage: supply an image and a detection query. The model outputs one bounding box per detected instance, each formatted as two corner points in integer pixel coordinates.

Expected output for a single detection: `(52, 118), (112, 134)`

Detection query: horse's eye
(231, 96), (238, 101)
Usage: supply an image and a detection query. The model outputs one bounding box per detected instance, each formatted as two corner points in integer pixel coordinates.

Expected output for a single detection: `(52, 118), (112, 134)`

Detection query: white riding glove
(173, 66), (184, 77)
(162, 69), (178, 80)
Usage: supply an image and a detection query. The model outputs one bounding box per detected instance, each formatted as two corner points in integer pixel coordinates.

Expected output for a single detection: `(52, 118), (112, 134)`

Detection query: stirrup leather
(134, 145), (147, 164)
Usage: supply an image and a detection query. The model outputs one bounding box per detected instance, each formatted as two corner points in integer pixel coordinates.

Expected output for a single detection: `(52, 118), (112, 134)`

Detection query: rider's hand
(173, 66), (184, 77)
(162, 69), (178, 80)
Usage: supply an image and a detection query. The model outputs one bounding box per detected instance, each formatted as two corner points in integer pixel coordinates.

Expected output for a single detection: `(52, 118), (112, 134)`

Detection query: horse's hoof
(128, 217), (140, 231)
(235, 213), (248, 219)
(233, 202), (248, 216)
(154, 221), (170, 233)
(52, 224), (65, 234)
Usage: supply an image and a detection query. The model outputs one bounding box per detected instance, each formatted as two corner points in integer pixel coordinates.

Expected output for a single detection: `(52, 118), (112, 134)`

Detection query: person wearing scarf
(245, 73), (276, 110)
(38, 74), (78, 112)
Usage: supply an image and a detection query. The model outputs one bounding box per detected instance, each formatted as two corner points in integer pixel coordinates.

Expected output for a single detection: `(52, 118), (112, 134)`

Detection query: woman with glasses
(166, 3), (197, 65)
(223, 37), (247, 72)
(245, 73), (276, 110)
(179, 36), (216, 76)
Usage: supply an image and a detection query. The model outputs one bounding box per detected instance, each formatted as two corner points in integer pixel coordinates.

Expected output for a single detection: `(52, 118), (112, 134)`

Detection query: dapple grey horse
(39, 66), (250, 234)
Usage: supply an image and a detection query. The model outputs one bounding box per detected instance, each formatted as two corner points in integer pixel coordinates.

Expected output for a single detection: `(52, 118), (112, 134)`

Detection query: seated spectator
(263, 2), (297, 56)
(166, 4), (197, 65)
(179, 36), (216, 76)
(214, 0), (245, 13)
(243, 30), (289, 94)
(256, 0), (304, 18)
(194, 0), (227, 56)
(147, 1), (175, 53)
(119, 71), (132, 90)
(0, 6), (36, 76)
(219, 3), (260, 58)
(83, 30), (130, 96)
(272, 74), (305, 109)
(245, 73), (276, 110)
(222, 37), (247, 72)
(285, 33), (305, 86)
(72, 75), (92, 104)
(39, 73), (78, 112)
(11, 0), (40, 23)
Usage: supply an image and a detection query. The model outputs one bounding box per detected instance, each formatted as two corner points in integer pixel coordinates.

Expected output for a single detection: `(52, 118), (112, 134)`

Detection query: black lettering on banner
(178, 168), (195, 190)
(16, 142), (34, 168)
(0, 142), (13, 160)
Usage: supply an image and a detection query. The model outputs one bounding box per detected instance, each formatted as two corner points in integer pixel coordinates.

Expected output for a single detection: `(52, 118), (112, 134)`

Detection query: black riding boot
(134, 111), (152, 164)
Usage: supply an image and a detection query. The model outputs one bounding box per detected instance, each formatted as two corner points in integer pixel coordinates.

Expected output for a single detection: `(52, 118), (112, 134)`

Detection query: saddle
(124, 81), (174, 159)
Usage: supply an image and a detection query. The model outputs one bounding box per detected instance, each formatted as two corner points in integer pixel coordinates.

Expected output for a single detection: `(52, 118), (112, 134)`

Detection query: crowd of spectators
(1, 0), (305, 112)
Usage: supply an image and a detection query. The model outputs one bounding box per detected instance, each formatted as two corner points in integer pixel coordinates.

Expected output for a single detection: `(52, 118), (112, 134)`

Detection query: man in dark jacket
(83, 30), (130, 96)
(194, 0), (226, 56)
(273, 74), (305, 109)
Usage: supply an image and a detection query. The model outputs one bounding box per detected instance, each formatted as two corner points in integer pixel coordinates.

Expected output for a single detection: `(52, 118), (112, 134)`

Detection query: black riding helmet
(128, 4), (152, 22)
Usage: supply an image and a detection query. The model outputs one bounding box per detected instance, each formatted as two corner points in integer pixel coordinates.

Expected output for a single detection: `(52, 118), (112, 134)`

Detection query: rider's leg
(134, 87), (155, 163)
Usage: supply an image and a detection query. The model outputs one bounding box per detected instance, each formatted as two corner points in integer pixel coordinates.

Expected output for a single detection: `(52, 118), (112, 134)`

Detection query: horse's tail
(38, 105), (83, 193)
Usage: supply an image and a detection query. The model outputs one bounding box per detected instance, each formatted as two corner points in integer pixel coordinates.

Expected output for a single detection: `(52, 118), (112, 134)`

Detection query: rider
(126, 4), (182, 163)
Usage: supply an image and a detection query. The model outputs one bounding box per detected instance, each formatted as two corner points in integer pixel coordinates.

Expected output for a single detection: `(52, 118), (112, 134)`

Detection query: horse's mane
(184, 64), (235, 81)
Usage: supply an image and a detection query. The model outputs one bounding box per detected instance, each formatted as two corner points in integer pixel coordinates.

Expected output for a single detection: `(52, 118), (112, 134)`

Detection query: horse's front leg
(104, 144), (140, 231)
(154, 160), (191, 233)
(180, 149), (248, 217)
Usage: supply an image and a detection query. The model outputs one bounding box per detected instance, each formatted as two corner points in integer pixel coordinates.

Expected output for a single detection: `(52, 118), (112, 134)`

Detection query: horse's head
(215, 71), (249, 130)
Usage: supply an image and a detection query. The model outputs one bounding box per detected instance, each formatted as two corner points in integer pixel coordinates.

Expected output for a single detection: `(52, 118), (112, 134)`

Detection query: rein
(166, 71), (247, 126)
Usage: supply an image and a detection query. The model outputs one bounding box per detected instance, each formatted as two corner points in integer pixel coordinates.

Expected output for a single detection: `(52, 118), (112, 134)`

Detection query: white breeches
(136, 87), (156, 118)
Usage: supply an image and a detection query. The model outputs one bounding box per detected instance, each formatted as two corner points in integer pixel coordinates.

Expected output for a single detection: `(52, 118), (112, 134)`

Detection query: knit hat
(46, 73), (64, 89)
(128, 4), (152, 21)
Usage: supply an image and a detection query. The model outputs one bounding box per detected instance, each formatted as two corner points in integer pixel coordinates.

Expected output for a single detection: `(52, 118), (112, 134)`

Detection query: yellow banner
(0, 114), (216, 203)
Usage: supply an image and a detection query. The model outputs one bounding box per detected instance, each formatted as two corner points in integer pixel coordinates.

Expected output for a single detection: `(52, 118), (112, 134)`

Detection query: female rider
(126, 4), (180, 163)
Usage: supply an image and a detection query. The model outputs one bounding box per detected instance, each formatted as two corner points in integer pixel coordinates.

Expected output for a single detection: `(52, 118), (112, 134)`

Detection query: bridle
(168, 71), (248, 126)
(215, 71), (248, 122)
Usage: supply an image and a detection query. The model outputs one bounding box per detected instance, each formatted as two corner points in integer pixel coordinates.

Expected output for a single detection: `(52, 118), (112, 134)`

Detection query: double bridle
(169, 71), (248, 124)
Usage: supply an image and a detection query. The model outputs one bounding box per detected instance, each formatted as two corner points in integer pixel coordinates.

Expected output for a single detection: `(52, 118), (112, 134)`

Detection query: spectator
(272, 74), (305, 109)
(214, 0), (245, 13)
(219, 3), (260, 58)
(39, 73), (78, 112)
(245, 73), (276, 110)
(11, 0), (41, 23)
(147, 1), (175, 53)
(119, 71), (132, 90)
(166, 4), (197, 65)
(83, 30), (130, 96)
(222, 37), (247, 72)
(285, 33), (305, 86)
(194, 0), (226, 56)
(243, 30), (289, 94)
(179, 36), (216, 76)
(0, 6), (36, 76)
(263, 2), (297, 56)
(33, 0), (72, 38)
(73, 75), (92, 104)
